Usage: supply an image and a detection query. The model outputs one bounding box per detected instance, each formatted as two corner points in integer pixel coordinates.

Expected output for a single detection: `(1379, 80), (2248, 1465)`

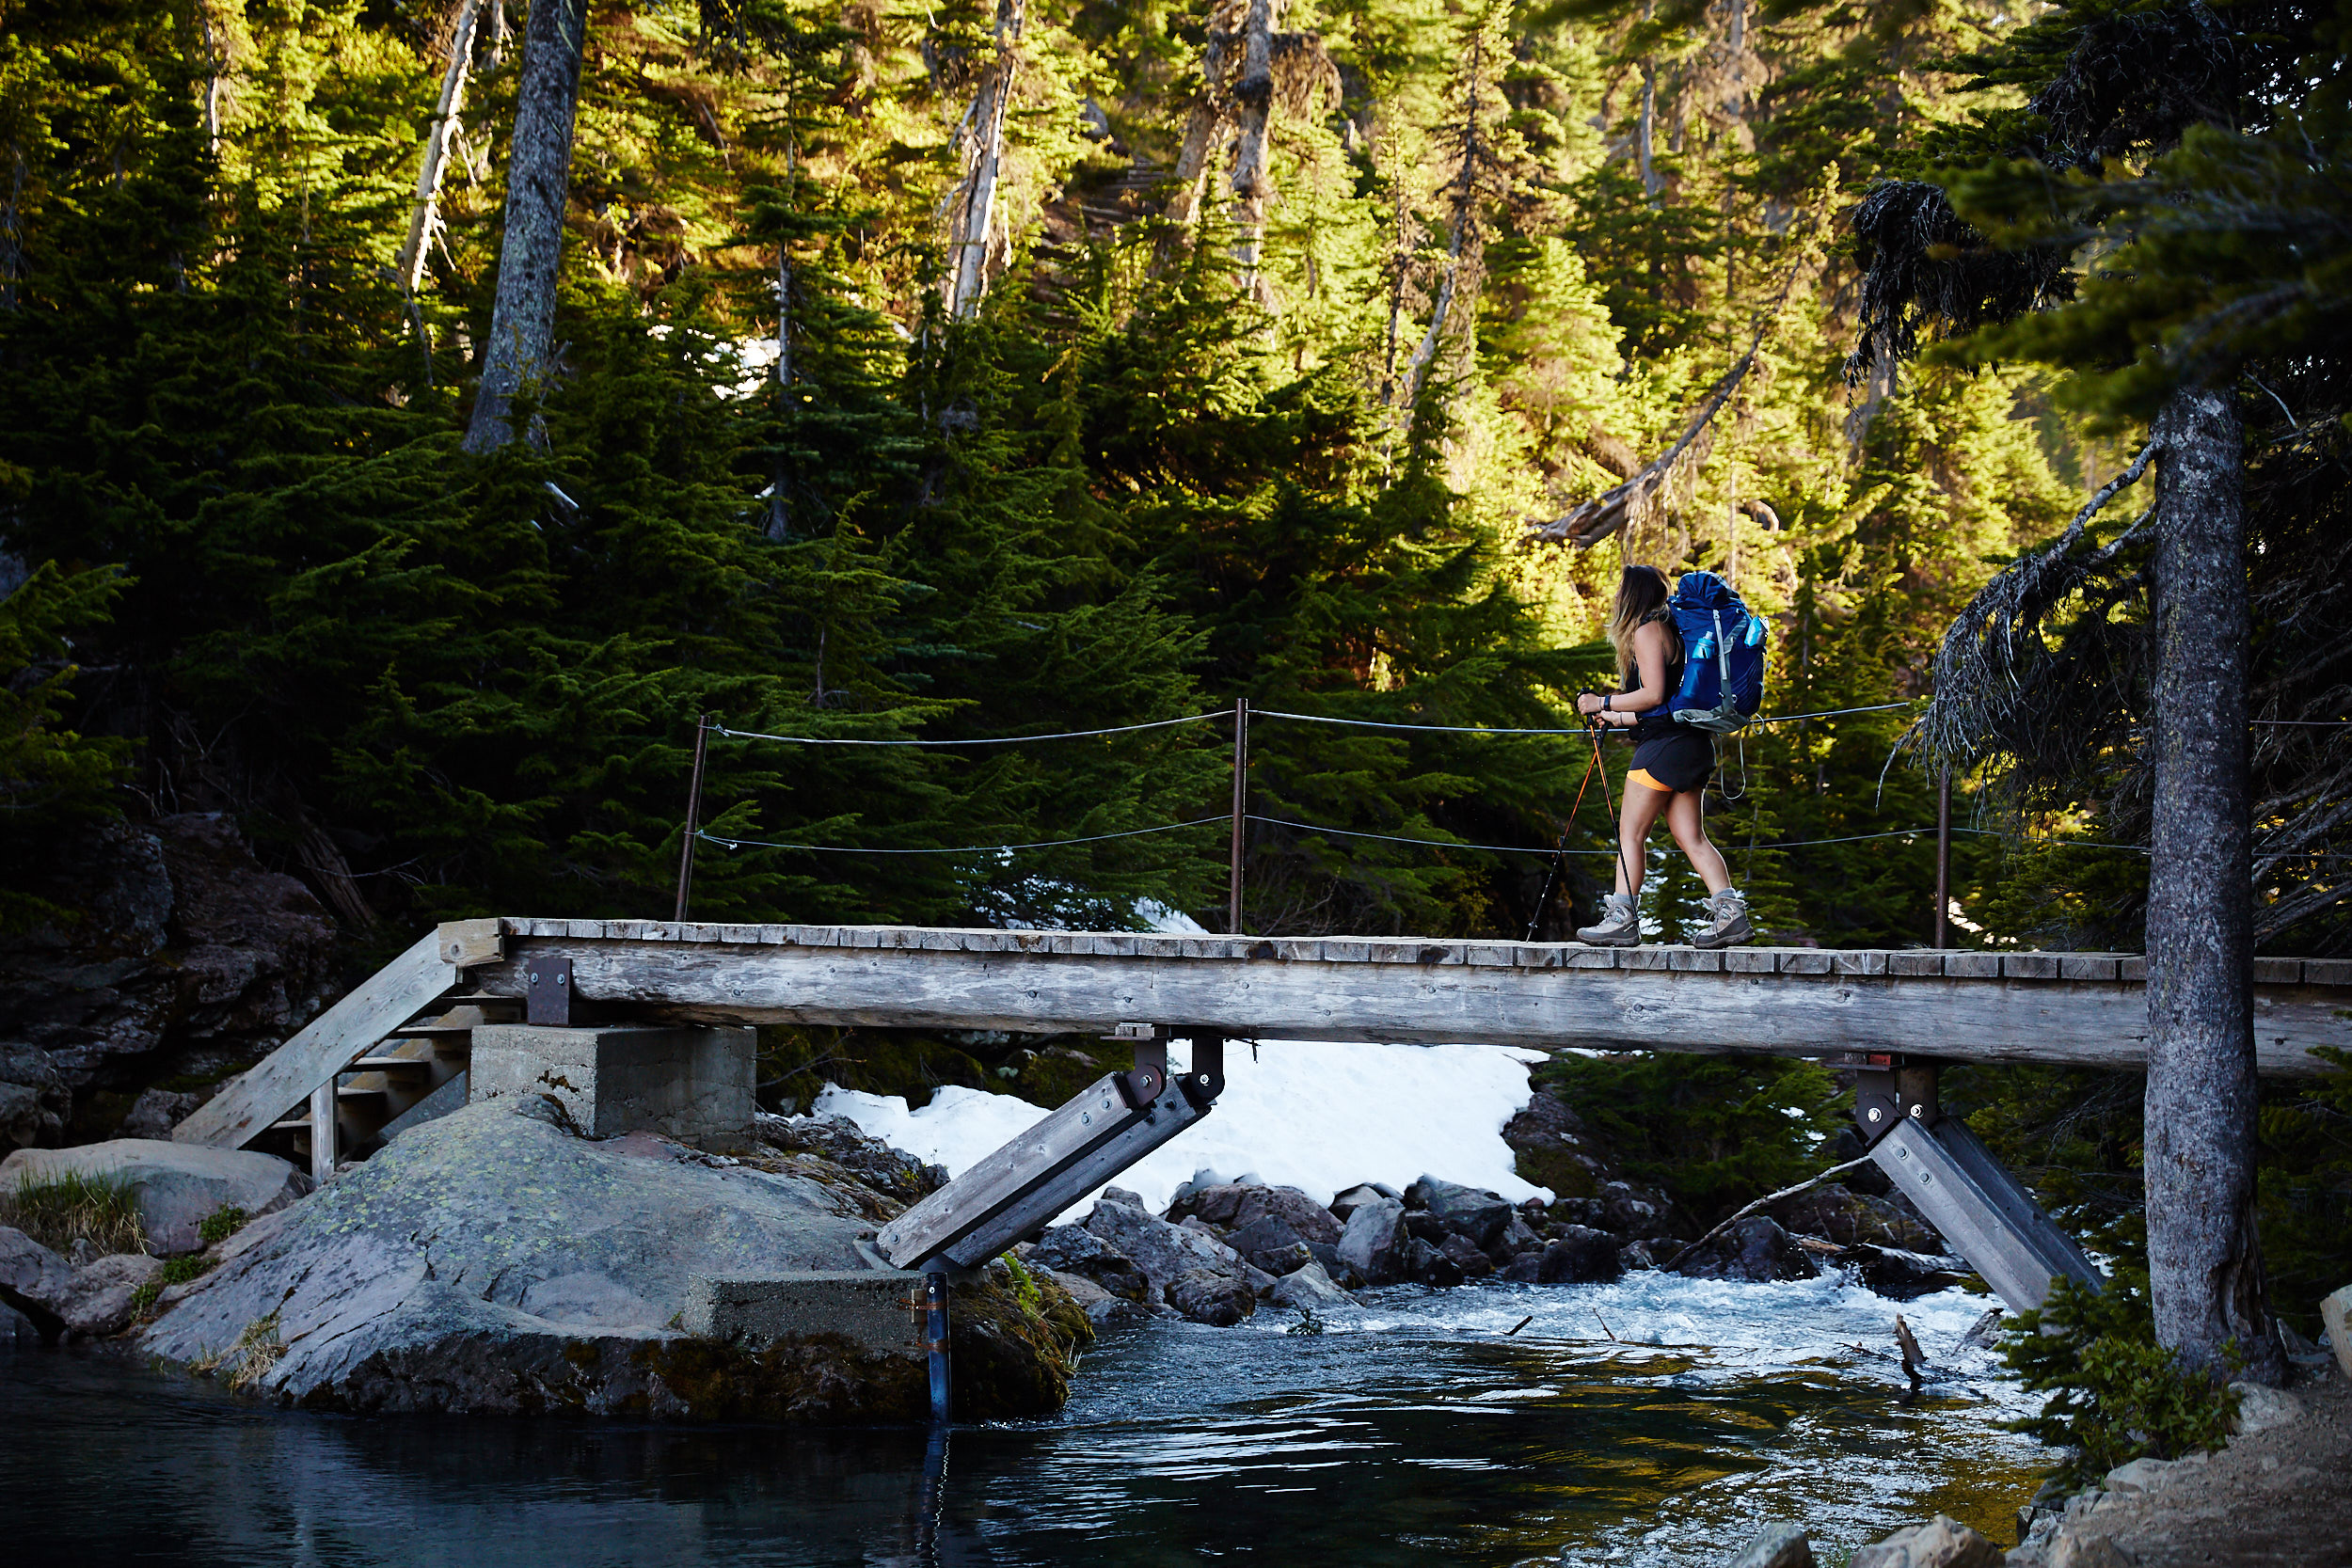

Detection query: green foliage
(128, 1252), (215, 1320)
(1, 1170), (145, 1256)
(1531, 1053), (1844, 1229)
(0, 560), (134, 929)
(198, 1205), (250, 1247)
(2000, 1275), (2240, 1486)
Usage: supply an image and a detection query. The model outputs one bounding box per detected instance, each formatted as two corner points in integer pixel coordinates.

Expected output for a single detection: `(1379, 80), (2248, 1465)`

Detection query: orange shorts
(1626, 768), (1676, 793)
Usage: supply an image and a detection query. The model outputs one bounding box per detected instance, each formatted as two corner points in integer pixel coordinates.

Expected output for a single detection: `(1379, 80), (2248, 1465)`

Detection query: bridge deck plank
(461, 920), (2344, 1076)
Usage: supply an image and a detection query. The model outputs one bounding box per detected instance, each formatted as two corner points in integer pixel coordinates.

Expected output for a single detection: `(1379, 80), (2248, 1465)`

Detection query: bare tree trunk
(485, 0), (509, 68)
(464, 0), (587, 454)
(942, 0), (1025, 320)
(397, 0), (484, 296)
(1400, 33), (1486, 423)
(769, 235), (794, 541)
(0, 148), (22, 311)
(2144, 385), (2285, 1386)
(1228, 0), (1279, 295)
(1166, 0), (1243, 228)
(1637, 59), (1661, 201)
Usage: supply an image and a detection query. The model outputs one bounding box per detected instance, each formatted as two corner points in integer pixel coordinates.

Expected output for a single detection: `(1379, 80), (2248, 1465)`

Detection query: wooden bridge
(175, 915), (2345, 1166)
(166, 916), (2348, 1330)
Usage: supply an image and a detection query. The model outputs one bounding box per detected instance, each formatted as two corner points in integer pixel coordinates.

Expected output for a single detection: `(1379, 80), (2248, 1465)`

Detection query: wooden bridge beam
(467, 921), (2346, 1076)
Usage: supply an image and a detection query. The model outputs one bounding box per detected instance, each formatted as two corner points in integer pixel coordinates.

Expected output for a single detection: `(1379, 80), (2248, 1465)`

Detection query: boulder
(1837, 1244), (1973, 1300)
(1438, 1233), (1495, 1278)
(0, 1301), (35, 1342)
(2320, 1283), (2352, 1381)
(1218, 1209), (1311, 1271)
(1025, 1230), (1149, 1301)
(0, 1139), (311, 1256)
(1674, 1217), (1819, 1284)
(1724, 1523), (1815, 1568)
(751, 1111), (946, 1204)
(1081, 1195), (1273, 1323)
(1165, 1269), (1254, 1326)
(142, 1100), (1086, 1420)
(116, 1087), (206, 1142)
(1617, 1239), (1659, 1273)
(1328, 1182), (1400, 1223)
(1304, 1241), (1360, 1288)
(1268, 1260), (1356, 1312)
(0, 1044), (69, 1152)
(2042, 1531), (2134, 1568)
(1170, 1182), (1343, 1245)
(1403, 1210), (1449, 1244)
(1536, 1226), (1623, 1285)
(1847, 1514), (2002, 1568)
(1498, 1251), (1543, 1283)
(1405, 1176), (1518, 1249)
(1502, 1090), (1603, 1197)
(1772, 1182), (1939, 1251)
(1486, 1212), (1543, 1264)
(1406, 1237), (1463, 1287)
(1336, 1196), (1409, 1286)
(55, 1252), (165, 1338)
(2229, 1381), (2304, 1435)
(0, 1225), (71, 1331)
(2102, 1455), (2191, 1496)
(1597, 1179), (1679, 1240)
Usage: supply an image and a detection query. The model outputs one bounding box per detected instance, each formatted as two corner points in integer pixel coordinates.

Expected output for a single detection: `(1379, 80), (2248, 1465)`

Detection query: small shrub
(128, 1254), (215, 1319)
(218, 1313), (283, 1392)
(198, 1205), (249, 1247)
(1, 1171), (147, 1256)
(2000, 1275), (2240, 1485)
(1285, 1307), (1326, 1336)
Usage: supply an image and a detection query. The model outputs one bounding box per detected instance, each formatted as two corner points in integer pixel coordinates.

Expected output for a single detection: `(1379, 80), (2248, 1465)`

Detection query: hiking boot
(1575, 893), (1641, 947)
(1692, 888), (1753, 949)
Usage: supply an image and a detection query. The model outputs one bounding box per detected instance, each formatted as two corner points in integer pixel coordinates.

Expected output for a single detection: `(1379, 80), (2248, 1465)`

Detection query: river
(0, 1272), (2049, 1567)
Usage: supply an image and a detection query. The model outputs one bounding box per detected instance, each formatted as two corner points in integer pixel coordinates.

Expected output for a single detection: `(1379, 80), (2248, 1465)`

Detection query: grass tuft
(1, 1170), (147, 1256)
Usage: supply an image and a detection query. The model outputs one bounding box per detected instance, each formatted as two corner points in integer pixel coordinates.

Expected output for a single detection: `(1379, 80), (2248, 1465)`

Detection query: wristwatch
(1601, 695), (1612, 712)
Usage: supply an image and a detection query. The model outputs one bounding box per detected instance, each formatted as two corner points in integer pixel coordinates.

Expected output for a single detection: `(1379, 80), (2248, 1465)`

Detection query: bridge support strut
(1837, 1053), (2106, 1313)
(878, 1029), (1227, 1277)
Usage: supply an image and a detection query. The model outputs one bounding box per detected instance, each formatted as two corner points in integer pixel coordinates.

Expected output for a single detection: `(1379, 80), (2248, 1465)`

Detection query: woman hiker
(1571, 564), (1753, 949)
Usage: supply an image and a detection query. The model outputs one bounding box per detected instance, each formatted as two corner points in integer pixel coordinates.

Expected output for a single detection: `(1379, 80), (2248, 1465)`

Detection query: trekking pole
(1587, 715), (1640, 911)
(1525, 741), (1602, 942)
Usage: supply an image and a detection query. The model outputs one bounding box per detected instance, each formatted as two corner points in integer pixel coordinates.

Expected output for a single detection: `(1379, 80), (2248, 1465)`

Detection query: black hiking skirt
(1628, 721), (1714, 794)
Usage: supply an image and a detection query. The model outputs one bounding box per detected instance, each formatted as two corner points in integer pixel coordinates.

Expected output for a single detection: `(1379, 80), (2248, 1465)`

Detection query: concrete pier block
(469, 1024), (754, 1144)
(683, 1271), (924, 1352)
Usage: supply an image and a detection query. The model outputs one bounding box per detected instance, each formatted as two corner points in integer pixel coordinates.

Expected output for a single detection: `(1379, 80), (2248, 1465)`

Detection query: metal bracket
(524, 955), (573, 1026)
(1106, 1022), (1168, 1108)
(1827, 1051), (1942, 1147)
(1181, 1033), (1226, 1111)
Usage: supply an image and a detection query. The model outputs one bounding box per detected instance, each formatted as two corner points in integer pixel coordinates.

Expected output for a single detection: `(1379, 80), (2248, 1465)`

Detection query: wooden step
(270, 1116), (311, 1132)
(349, 1055), (437, 1071)
(387, 1022), (478, 1037)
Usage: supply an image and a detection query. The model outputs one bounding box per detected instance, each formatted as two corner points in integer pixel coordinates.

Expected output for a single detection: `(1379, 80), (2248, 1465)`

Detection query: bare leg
(1614, 783), (1674, 896)
(1665, 789), (1732, 895)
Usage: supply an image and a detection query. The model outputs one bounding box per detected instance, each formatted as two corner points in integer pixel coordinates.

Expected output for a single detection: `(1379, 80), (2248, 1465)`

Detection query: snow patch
(812, 1037), (1549, 1220)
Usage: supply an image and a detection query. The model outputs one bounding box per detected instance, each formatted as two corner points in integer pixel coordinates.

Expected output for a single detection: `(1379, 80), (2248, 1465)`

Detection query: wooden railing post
(675, 713), (712, 924)
(1228, 699), (1248, 935)
(1933, 766), (1951, 948)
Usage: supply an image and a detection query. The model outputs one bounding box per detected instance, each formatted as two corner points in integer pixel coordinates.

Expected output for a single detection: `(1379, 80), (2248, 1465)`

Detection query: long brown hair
(1608, 564), (1679, 686)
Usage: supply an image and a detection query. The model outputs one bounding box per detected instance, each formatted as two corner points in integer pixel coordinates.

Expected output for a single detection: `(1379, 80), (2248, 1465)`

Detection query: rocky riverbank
(5, 1100), (1088, 1422)
(1017, 1154), (1969, 1329)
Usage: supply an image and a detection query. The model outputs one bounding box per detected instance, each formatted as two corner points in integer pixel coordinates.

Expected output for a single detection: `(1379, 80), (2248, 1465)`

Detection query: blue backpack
(1666, 572), (1766, 734)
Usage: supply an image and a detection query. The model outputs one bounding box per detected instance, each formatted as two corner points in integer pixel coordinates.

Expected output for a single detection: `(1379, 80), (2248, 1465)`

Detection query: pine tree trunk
(2144, 384), (2284, 1385)
(397, 0), (483, 296)
(943, 0), (1024, 320)
(463, 0), (586, 454)
(1228, 0), (1279, 295)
